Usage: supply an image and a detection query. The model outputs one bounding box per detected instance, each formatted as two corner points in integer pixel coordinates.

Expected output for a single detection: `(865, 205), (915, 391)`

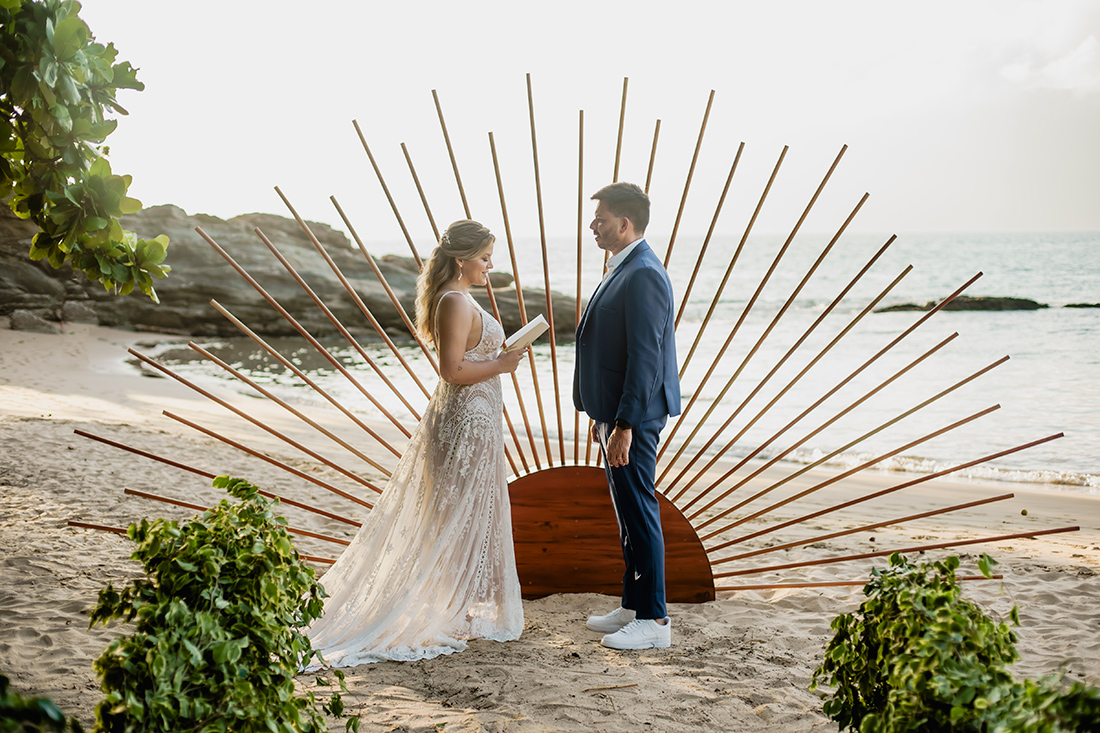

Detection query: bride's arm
(436, 294), (526, 385)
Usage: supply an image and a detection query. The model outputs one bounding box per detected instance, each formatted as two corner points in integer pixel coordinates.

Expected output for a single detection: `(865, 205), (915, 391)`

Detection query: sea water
(150, 231), (1099, 494)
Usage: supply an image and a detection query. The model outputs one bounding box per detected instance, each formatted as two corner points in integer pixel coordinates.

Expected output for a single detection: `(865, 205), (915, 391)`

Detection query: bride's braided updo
(415, 219), (496, 346)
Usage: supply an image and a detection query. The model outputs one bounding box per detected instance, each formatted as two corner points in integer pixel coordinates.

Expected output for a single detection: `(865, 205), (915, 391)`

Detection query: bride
(306, 220), (526, 666)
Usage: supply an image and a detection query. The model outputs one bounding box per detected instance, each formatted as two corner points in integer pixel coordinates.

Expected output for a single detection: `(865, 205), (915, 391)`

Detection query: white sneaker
(585, 606), (636, 633)
(601, 618), (672, 650)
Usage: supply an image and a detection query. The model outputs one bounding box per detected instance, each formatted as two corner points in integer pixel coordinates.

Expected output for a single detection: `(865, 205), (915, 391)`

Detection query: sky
(78, 1), (1100, 249)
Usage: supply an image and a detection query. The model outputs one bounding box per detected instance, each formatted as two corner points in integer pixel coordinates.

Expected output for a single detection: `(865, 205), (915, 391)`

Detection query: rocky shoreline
(0, 205), (579, 340)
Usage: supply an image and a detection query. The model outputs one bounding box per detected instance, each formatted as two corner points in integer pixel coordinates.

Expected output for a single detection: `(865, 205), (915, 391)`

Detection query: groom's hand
(606, 426), (632, 467)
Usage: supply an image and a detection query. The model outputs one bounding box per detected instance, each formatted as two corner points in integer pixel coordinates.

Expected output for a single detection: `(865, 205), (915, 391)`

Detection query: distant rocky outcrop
(875, 296), (1049, 313)
(1, 205), (576, 340)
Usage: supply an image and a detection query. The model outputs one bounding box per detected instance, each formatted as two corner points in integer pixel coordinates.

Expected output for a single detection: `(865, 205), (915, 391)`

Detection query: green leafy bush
(89, 476), (356, 733)
(0, 674), (83, 732)
(1, 0), (169, 301)
(812, 553), (1100, 732)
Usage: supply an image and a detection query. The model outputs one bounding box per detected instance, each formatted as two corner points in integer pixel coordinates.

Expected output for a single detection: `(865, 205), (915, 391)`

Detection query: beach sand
(2, 321), (1097, 731)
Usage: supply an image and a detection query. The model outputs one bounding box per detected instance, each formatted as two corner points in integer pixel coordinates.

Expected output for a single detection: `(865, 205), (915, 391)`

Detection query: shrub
(812, 553), (1100, 732)
(0, 674), (83, 732)
(89, 476), (356, 733)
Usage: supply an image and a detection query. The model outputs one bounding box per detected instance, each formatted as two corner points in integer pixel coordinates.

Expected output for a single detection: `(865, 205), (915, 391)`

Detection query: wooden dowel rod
(401, 141), (439, 241)
(127, 347), (383, 497)
(664, 89), (715, 268)
(675, 143), (744, 329)
(676, 146), (787, 381)
(489, 131), (549, 468)
(66, 520), (338, 565)
(645, 119), (660, 194)
(712, 526), (1079, 579)
(252, 224), (420, 428)
(273, 188), (432, 402)
(74, 428), (361, 526)
(716, 575), (1003, 592)
(196, 225), (411, 439)
(351, 119), (419, 263)
(672, 269), (981, 503)
(659, 145), (847, 459)
(432, 89), (471, 219)
(702, 354), (1011, 522)
(162, 411), (373, 516)
(210, 300), (402, 458)
(613, 77), (627, 182)
(664, 191), (869, 472)
(575, 108), (585, 465)
(696, 403), (1001, 534)
(661, 236), (899, 491)
(330, 196), (439, 372)
(122, 488), (351, 547)
(709, 493), (1015, 563)
(527, 74), (566, 464)
(682, 330), (961, 519)
(186, 341), (393, 476)
(704, 433), (1064, 548)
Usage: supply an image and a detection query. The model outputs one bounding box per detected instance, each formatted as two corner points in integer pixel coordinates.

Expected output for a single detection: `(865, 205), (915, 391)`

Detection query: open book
(502, 314), (549, 353)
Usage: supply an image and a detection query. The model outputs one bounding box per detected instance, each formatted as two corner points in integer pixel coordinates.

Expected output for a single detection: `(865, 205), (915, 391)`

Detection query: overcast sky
(80, 1), (1100, 247)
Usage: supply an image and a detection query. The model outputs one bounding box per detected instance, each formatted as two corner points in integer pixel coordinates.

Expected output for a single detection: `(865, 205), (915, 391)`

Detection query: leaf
(52, 16), (89, 62)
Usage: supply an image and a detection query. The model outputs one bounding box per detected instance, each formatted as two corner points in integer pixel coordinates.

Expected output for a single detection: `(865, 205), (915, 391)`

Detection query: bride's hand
(496, 348), (527, 374)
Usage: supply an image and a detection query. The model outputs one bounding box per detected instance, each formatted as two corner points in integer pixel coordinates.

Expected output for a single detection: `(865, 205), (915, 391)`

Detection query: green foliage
(89, 476), (356, 733)
(0, 674), (83, 732)
(0, 0), (169, 301)
(812, 552), (1100, 732)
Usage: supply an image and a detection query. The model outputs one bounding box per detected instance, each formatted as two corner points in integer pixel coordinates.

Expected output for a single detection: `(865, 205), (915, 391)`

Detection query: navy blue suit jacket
(573, 240), (681, 426)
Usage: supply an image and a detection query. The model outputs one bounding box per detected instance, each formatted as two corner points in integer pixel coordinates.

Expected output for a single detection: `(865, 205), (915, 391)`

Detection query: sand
(1, 321), (1097, 731)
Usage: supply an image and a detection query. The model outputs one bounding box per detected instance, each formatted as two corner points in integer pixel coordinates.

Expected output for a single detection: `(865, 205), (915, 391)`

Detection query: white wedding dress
(306, 291), (524, 666)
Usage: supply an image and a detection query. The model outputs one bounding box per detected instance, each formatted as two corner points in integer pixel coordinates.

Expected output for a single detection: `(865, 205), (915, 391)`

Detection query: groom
(573, 182), (681, 650)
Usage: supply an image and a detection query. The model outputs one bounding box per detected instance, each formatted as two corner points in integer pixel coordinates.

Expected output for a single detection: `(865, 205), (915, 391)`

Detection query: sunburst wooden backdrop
(72, 76), (1079, 601)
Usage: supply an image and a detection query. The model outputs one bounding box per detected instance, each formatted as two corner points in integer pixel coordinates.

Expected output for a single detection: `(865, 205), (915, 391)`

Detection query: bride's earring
(457, 262), (464, 282)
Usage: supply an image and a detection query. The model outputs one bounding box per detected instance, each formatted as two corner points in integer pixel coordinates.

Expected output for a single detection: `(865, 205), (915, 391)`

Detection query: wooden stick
(712, 526), (1079, 579)
(330, 196), (439, 372)
(613, 77), (628, 181)
(527, 74), (566, 464)
(679, 328), (962, 518)
(677, 146), (787, 381)
(186, 342), (393, 476)
(489, 131), (549, 468)
(675, 143), (744, 329)
(401, 141), (439, 241)
(195, 225), (411, 439)
(122, 488), (351, 546)
(273, 188), (433, 401)
(432, 89), (472, 219)
(670, 270), (981, 503)
(659, 145), (847, 460)
(645, 119), (660, 194)
(351, 119), (419, 263)
(127, 348), (383, 497)
(209, 300), (402, 458)
(709, 493), (1015, 563)
(699, 355), (1011, 522)
(664, 90), (715, 268)
(583, 683), (638, 693)
(575, 108), (585, 465)
(74, 428), (362, 526)
(716, 576), (1002, 592)
(703, 433), (1064, 547)
(662, 236), (898, 490)
(696, 403), (1001, 533)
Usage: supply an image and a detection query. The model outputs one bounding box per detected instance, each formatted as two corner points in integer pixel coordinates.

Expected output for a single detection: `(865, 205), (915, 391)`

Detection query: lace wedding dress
(306, 291), (523, 666)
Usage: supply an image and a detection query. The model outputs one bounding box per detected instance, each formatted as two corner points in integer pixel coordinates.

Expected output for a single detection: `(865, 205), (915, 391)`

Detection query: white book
(502, 313), (549, 352)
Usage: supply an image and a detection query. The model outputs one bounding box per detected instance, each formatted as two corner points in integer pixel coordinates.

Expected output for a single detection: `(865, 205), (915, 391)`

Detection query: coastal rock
(10, 309), (60, 333)
(1065, 303), (1100, 309)
(875, 296), (1049, 313)
(0, 205), (578, 341)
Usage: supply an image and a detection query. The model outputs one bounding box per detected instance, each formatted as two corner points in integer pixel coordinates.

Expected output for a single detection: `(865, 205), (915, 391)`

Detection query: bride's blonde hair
(415, 219), (496, 346)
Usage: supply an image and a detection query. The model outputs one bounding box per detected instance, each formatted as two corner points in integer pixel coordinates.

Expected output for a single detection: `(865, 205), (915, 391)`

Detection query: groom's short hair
(592, 182), (650, 234)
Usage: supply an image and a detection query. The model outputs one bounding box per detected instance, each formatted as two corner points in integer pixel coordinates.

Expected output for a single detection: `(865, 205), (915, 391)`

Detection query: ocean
(150, 230), (1099, 494)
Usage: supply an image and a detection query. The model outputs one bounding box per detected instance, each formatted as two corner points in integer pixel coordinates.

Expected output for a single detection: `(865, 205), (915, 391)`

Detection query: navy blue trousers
(596, 417), (667, 620)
